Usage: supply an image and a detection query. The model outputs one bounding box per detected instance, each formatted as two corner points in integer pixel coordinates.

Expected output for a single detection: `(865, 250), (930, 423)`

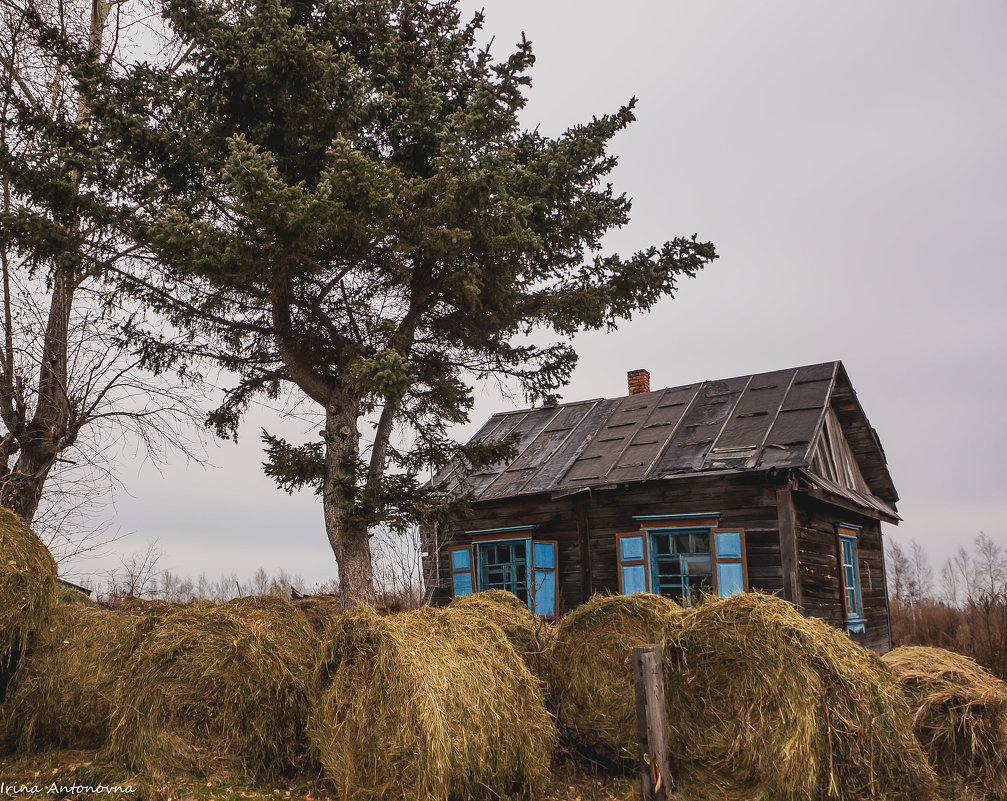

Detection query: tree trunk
(0, 443), (58, 521)
(322, 396), (376, 607)
(0, 266), (76, 522)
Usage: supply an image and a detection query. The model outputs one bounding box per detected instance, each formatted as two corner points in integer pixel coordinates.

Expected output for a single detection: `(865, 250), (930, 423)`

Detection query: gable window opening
(617, 514), (747, 606)
(448, 527), (558, 617)
(837, 523), (865, 635)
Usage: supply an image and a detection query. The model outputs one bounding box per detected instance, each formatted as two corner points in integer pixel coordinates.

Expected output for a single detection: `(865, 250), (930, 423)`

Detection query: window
(837, 524), (865, 634)
(617, 515), (747, 605)
(478, 540), (529, 603)
(448, 530), (558, 617)
(651, 528), (713, 605)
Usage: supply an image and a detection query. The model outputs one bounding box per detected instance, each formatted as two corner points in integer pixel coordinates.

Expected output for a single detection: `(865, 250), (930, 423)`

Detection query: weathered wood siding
(424, 472), (788, 613)
(793, 493), (892, 654)
(423, 471), (892, 652)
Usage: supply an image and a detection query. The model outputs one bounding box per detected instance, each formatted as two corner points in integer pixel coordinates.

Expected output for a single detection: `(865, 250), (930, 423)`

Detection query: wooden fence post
(633, 644), (671, 801)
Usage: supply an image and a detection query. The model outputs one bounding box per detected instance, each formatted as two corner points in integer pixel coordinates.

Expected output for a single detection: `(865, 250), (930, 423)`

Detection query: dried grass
(0, 600), (144, 751)
(107, 595), (318, 782)
(309, 604), (556, 800)
(0, 508), (56, 684)
(882, 645), (1007, 796)
(448, 589), (541, 656)
(665, 593), (938, 801)
(293, 595), (342, 635)
(545, 593), (683, 767)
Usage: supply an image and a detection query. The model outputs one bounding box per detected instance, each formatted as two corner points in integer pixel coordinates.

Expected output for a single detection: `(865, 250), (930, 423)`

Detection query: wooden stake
(633, 644), (671, 801)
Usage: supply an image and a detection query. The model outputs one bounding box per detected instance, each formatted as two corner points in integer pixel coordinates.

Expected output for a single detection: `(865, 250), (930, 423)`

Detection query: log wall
(423, 470), (892, 652)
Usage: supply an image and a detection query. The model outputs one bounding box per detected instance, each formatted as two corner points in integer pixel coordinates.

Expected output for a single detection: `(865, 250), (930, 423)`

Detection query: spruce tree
(26, 0), (716, 603)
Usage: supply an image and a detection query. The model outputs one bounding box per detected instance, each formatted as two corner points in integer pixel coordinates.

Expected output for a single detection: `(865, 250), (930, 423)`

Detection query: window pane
(683, 556), (713, 575)
(651, 529), (714, 605)
(478, 539), (529, 603)
(692, 531), (711, 554)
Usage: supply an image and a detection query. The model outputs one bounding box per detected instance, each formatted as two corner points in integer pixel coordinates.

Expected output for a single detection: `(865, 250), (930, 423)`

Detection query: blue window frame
(617, 518), (747, 605)
(478, 540), (529, 603)
(838, 524), (865, 633)
(449, 531), (558, 616)
(650, 528), (714, 606)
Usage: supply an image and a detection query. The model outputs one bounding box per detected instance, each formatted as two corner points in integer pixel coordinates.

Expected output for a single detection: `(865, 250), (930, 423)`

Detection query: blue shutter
(713, 530), (747, 598)
(838, 533), (864, 627)
(530, 541), (558, 617)
(449, 545), (475, 597)
(616, 532), (650, 594)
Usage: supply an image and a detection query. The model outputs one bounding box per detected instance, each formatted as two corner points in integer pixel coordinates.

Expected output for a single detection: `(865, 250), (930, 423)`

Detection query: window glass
(839, 535), (862, 619)
(650, 529), (714, 606)
(477, 540), (529, 604)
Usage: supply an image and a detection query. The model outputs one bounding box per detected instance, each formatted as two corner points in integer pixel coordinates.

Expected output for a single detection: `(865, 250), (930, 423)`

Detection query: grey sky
(65, 1), (1007, 588)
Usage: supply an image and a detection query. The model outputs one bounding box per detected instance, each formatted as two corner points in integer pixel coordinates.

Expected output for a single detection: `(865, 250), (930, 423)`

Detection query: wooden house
(422, 361), (899, 653)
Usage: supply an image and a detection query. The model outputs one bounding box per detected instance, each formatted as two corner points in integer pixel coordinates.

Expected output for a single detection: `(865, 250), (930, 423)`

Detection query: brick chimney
(627, 369), (650, 395)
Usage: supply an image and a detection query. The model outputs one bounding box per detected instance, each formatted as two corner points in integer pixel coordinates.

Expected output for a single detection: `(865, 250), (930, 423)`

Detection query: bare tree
(0, 0), (204, 552)
(371, 526), (424, 610)
(98, 539), (163, 603)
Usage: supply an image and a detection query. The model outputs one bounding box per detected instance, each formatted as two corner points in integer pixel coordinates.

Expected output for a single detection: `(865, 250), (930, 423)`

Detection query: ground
(0, 750), (639, 801)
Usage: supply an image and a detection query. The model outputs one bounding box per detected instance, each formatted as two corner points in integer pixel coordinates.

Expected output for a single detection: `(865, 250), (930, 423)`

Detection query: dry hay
(448, 589), (546, 659)
(107, 595), (318, 781)
(665, 593), (938, 801)
(308, 604), (556, 800)
(0, 599), (144, 752)
(0, 508), (56, 698)
(882, 645), (1007, 796)
(293, 594), (342, 635)
(55, 585), (93, 606)
(545, 592), (683, 767)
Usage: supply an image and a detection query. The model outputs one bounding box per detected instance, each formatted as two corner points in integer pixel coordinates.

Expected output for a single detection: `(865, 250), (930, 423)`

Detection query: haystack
(1, 599), (144, 751)
(293, 594), (342, 635)
(665, 593), (938, 801)
(545, 593), (682, 766)
(55, 585), (93, 606)
(108, 595), (318, 781)
(448, 589), (547, 661)
(309, 604), (556, 801)
(882, 646), (1007, 796)
(0, 508), (56, 693)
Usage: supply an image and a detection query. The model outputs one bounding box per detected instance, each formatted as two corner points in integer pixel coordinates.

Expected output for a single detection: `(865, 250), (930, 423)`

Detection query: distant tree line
(886, 532), (1007, 679)
(82, 527), (424, 609)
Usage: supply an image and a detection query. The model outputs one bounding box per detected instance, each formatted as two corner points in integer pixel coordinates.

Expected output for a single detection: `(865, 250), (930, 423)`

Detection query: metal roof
(434, 361), (899, 511)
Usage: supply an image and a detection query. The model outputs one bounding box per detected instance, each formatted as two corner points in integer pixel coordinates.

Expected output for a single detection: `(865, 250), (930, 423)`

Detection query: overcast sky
(63, 1), (1007, 590)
